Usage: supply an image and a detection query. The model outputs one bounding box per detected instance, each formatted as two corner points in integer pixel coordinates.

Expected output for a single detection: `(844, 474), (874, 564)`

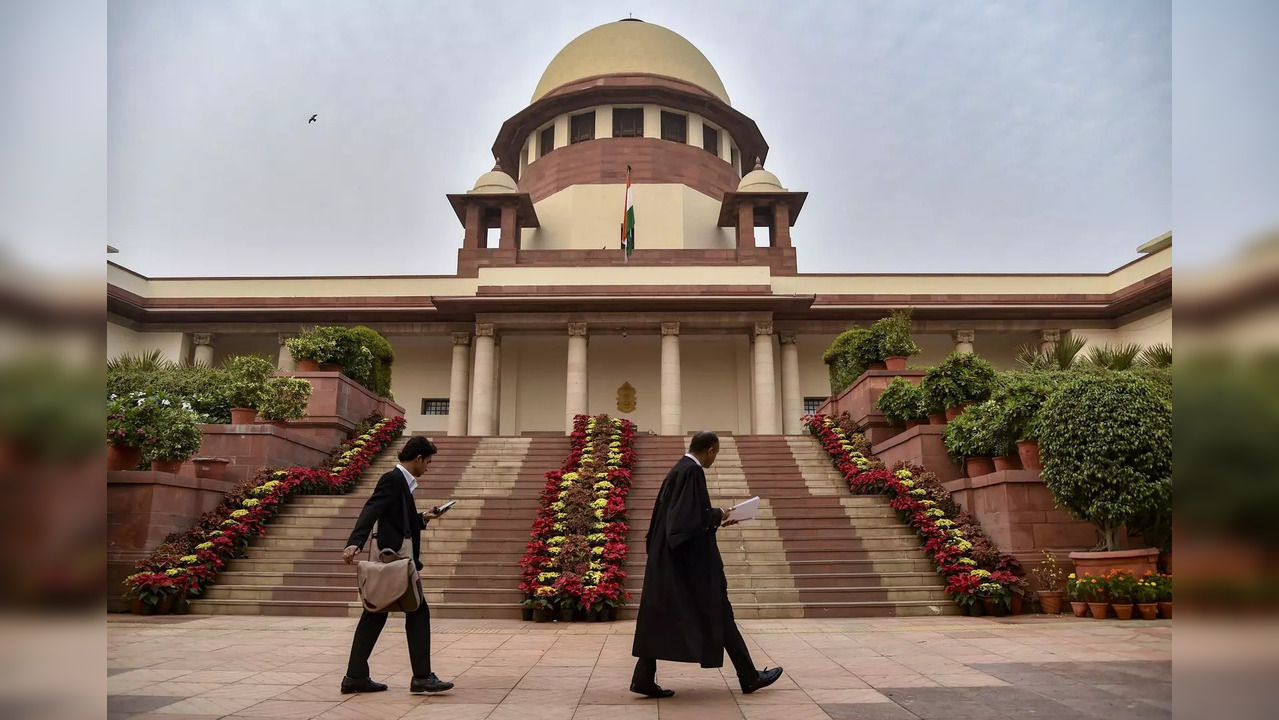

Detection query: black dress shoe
(740, 667), (784, 694)
(340, 676), (388, 694)
(629, 682), (675, 698)
(410, 673), (454, 694)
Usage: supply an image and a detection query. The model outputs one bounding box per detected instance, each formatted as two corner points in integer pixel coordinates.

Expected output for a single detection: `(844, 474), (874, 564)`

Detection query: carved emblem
(616, 382), (637, 414)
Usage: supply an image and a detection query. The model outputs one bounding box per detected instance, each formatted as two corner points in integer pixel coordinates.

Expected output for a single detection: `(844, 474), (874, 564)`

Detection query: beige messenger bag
(355, 533), (424, 613)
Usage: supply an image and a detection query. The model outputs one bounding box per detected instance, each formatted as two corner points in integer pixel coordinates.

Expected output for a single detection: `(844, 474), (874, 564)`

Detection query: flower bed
(803, 413), (1025, 614)
(519, 414), (636, 621)
(123, 415), (406, 612)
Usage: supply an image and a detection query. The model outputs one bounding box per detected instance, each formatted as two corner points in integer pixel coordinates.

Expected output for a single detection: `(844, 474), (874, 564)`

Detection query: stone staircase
(189, 436), (569, 618)
(624, 435), (956, 618)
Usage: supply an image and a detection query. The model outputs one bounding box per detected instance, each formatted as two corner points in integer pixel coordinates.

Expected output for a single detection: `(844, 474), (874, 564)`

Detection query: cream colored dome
(531, 20), (730, 105)
(738, 161), (784, 192)
(470, 167), (518, 194)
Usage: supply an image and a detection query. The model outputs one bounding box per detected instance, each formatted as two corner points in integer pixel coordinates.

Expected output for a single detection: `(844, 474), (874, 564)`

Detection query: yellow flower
(1068, 573), (1076, 579)
(180, 555), (199, 564)
(165, 568), (183, 576)
(535, 586), (556, 596)
(243, 499), (259, 507)
(195, 542), (213, 550)
(230, 509), (249, 518)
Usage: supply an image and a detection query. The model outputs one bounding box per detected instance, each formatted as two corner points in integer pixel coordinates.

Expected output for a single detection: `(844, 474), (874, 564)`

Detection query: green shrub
(143, 402), (204, 462)
(223, 355), (276, 410)
(874, 309), (920, 359)
(259, 377), (313, 421)
(287, 326), (390, 396)
(823, 328), (871, 395)
(108, 353), (233, 424)
(875, 377), (925, 426)
(989, 370), (1073, 445)
(942, 399), (1001, 462)
(348, 326), (395, 397)
(1037, 372), (1172, 551)
(921, 352), (998, 411)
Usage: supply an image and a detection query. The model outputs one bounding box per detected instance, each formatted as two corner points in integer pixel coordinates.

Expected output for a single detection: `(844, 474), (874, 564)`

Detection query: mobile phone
(435, 500), (456, 514)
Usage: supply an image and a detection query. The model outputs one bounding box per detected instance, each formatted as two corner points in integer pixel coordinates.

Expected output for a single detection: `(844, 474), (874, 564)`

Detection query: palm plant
(107, 349), (176, 374)
(1138, 343), (1172, 368)
(1014, 333), (1087, 371)
(1085, 343), (1142, 370)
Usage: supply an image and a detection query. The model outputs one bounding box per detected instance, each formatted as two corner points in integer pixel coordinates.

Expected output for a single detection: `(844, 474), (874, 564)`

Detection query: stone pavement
(108, 615), (1170, 720)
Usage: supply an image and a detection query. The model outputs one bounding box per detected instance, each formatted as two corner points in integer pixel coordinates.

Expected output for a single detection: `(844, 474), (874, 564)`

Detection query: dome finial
(492, 156), (503, 172)
(753, 157), (763, 171)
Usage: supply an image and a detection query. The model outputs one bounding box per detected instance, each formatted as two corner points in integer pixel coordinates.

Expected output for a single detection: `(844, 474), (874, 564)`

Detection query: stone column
(953, 330), (975, 355)
(1039, 329), (1061, 355)
(752, 322), (779, 435)
(660, 322), (681, 435)
(192, 333), (214, 366)
(491, 335), (502, 435)
(463, 205), (481, 249)
(448, 332), (471, 436)
(565, 322), (589, 434)
(779, 331), (802, 435)
(736, 203), (755, 249)
(499, 204), (518, 250)
(276, 333), (297, 371)
(772, 203), (792, 249)
(469, 324), (496, 436)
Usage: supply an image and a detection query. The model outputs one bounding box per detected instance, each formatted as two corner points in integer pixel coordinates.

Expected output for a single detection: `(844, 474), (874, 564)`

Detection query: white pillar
(491, 335), (502, 436)
(752, 321), (779, 435)
(1039, 329), (1061, 355)
(448, 332), (471, 437)
(780, 331), (802, 435)
(953, 329), (975, 355)
(660, 322), (681, 435)
(276, 333), (297, 371)
(470, 323), (496, 436)
(192, 333), (214, 366)
(565, 322), (589, 434)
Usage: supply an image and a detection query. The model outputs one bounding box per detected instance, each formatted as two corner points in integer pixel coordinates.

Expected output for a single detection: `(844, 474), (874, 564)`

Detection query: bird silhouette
(308, 114), (318, 124)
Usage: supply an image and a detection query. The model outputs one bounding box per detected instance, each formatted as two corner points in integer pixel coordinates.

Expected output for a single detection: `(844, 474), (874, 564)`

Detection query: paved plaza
(108, 615), (1170, 720)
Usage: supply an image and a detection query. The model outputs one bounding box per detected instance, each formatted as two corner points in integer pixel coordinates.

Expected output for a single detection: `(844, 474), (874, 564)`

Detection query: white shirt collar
(396, 464), (417, 494)
(683, 453), (702, 468)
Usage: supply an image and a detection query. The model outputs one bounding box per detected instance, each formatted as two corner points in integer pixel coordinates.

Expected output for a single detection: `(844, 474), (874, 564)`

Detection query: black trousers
(633, 599), (757, 686)
(346, 582), (432, 679)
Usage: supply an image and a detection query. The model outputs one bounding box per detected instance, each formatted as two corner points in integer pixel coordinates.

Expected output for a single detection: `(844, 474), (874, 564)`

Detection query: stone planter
(964, 457), (995, 478)
(928, 413), (947, 425)
(108, 443), (143, 471)
(1158, 601), (1172, 618)
(992, 455), (1023, 472)
(229, 407), (258, 424)
(905, 419), (924, 430)
(1037, 591), (1063, 614)
(1112, 603), (1135, 620)
(193, 457), (230, 481)
(319, 363), (344, 373)
(1087, 602), (1110, 619)
(1070, 601), (1088, 617)
(150, 459), (184, 474)
(868, 362), (887, 371)
(296, 359), (321, 372)
(1069, 548), (1161, 579)
(884, 356), (908, 371)
(1016, 439), (1043, 470)
(1137, 603), (1158, 620)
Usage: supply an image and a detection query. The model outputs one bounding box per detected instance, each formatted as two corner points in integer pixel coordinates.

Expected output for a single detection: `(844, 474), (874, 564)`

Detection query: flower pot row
(1069, 601), (1172, 619)
(524, 606), (619, 623)
(108, 446), (231, 479)
(130, 595), (191, 616)
(961, 440), (1044, 478)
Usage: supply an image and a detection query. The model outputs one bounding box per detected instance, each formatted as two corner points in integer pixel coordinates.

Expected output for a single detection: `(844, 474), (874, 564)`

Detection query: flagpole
(622, 165), (630, 263)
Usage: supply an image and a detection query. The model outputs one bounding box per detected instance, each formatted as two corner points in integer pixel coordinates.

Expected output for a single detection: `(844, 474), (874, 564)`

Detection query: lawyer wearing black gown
(630, 431), (783, 698)
(339, 435), (454, 695)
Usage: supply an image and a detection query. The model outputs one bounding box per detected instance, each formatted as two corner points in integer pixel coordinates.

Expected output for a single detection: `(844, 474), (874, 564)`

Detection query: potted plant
(145, 405), (203, 474)
(1105, 570), (1137, 620)
(873, 310), (920, 371)
(1080, 574), (1109, 619)
(921, 352), (998, 420)
(1033, 551), (1065, 614)
(1155, 573), (1172, 618)
(258, 377), (312, 424)
(286, 327), (374, 379)
(531, 598), (554, 623)
(107, 392), (154, 470)
(223, 355), (276, 424)
(1134, 573), (1160, 619)
(978, 581), (1009, 616)
(1039, 374), (1171, 569)
(520, 598), (536, 622)
(1065, 573), (1088, 617)
(875, 376), (925, 428)
(192, 456), (230, 481)
(944, 401), (999, 477)
(823, 327), (877, 395)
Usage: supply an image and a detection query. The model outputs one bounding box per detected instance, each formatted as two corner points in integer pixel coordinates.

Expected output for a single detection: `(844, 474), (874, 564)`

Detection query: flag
(621, 165), (634, 260)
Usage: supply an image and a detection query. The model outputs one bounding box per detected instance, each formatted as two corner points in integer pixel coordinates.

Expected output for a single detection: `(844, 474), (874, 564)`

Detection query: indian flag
(621, 165), (634, 260)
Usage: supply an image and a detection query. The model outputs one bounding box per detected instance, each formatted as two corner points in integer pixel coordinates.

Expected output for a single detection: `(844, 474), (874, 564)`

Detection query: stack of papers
(729, 496), (760, 522)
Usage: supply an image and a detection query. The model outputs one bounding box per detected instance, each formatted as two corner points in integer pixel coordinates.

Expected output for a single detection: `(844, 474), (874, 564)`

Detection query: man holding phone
(339, 435), (455, 695)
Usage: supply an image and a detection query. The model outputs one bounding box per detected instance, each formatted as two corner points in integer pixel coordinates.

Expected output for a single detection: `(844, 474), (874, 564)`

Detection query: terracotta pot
(1112, 603), (1134, 620)
(993, 455), (1023, 472)
(1087, 602), (1110, 619)
(1070, 601), (1089, 617)
(107, 443), (143, 471)
(1160, 551), (1172, 574)
(1016, 439), (1043, 470)
(945, 405), (965, 421)
(965, 457), (995, 478)
(193, 458), (229, 481)
(884, 356), (908, 371)
(150, 458), (184, 474)
(868, 362), (887, 371)
(319, 363), (344, 373)
(1010, 594), (1023, 615)
(229, 407), (258, 424)
(130, 597), (155, 616)
(928, 413), (948, 425)
(1037, 590), (1063, 614)
(1158, 601), (1172, 619)
(296, 359), (320, 372)
(1069, 548), (1161, 579)
(981, 597), (997, 615)
(1137, 603), (1158, 620)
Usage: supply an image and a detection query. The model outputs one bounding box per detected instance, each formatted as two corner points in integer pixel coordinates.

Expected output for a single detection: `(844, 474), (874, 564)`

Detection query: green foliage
(259, 377), (313, 421)
(348, 326), (395, 396)
(1037, 372), (1172, 551)
(921, 352), (998, 411)
(0, 361), (101, 461)
(989, 370), (1073, 444)
(1084, 342), (1142, 370)
(222, 355), (276, 410)
(1015, 333), (1087, 370)
(875, 377), (926, 425)
(288, 326), (392, 396)
(1138, 343), (1172, 368)
(143, 401), (204, 462)
(823, 328), (872, 395)
(109, 354), (233, 423)
(942, 400), (1001, 462)
(874, 309), (920, 359)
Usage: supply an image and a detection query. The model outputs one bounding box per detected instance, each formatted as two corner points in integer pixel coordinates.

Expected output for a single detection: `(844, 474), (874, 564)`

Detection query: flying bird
(308, 114), (317, 124)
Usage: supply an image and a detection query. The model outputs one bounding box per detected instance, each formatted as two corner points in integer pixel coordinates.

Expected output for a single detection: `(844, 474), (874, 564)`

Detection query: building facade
(106, 19), (1172, 437)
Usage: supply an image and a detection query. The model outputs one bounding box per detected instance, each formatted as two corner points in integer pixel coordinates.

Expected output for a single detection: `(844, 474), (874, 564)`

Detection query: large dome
(531, 19), (731, 105)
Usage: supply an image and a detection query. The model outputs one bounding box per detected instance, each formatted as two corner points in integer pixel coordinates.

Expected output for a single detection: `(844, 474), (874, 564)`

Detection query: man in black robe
(630, 431), (783, 698)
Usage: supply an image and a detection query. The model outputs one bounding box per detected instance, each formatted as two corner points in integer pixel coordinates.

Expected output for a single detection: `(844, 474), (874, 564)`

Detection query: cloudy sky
(101, 1), (1170, 277)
